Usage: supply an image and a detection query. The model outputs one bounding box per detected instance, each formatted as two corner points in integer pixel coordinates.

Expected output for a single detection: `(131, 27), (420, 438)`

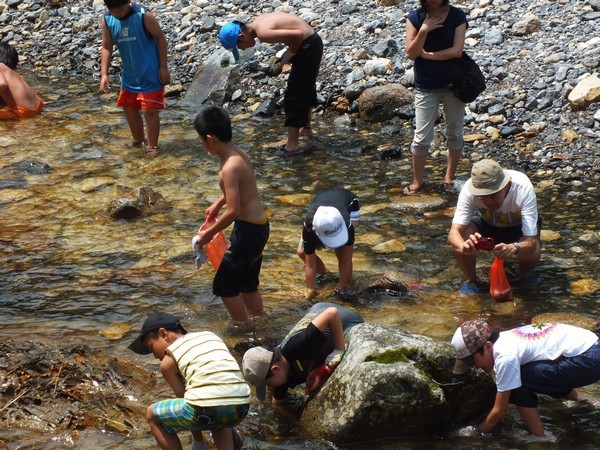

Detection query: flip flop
(275, 145), (305, 156)
(402, 184), (421, 195)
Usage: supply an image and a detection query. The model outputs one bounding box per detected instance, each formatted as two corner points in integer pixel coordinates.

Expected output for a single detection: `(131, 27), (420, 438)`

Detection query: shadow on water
(0, 72), (599, 448)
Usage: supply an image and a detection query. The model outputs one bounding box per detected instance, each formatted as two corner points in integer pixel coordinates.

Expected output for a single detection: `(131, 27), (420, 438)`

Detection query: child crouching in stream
(128, 312), (248, 450)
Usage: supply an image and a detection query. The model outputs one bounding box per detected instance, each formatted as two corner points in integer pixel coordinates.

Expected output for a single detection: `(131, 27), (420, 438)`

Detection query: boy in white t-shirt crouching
(451, 319), (600, 436)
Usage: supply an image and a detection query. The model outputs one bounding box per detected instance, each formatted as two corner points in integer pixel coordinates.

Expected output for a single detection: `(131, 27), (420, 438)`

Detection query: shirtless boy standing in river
(194, 106), (269, 324)
(219, 12), (323, 154)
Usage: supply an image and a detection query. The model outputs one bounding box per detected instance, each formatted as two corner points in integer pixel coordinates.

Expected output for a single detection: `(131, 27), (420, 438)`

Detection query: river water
(1, 71), (599, 449)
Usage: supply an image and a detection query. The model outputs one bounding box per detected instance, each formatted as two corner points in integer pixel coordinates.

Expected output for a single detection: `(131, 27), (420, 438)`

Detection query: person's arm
(494, 236), (538, 261)
(336, 244), (353, 290)
(479, 390), (511, 432)
(448, 223), (481, 256)
(0, 68), (17, 107)
(311, 307), (344, 351)
(420, 22), (466, 60)
(405, 15), (444, 60)
(205, 195), (226, 222)
(143, 11), (170, 85)
(100, 19), (113, 92)
(160, 354), (185, 398)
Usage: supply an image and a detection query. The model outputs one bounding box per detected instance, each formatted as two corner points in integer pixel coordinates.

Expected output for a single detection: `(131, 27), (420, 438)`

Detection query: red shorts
(117, 88), (165, 110)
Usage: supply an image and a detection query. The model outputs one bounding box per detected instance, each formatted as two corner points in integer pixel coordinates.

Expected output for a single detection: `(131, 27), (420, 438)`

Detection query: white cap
(313, 206), (348, 249)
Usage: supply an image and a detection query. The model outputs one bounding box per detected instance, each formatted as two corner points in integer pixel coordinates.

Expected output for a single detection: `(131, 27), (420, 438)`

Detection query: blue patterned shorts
(151, 399), (249, 434)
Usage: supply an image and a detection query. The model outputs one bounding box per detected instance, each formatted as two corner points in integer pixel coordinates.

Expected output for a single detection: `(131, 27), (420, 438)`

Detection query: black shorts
(213, 220), (269, 298)
(284, 32), (323, 128)
(471, 213), (542, 244)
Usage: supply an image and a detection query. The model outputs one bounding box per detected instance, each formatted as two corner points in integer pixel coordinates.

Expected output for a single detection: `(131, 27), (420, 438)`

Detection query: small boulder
(567, 74), (600, 111)
(358, 84), (413, 123)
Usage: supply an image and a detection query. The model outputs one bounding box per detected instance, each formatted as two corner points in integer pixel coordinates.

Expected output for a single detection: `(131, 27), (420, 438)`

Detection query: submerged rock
(300, 323), (495, 444)
(106, 187), (170, 220)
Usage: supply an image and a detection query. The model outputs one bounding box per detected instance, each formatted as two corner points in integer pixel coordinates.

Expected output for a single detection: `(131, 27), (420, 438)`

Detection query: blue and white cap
(218, 21), (243, 61)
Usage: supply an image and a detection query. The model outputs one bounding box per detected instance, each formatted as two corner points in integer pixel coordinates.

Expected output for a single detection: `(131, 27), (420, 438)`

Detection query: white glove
(325, 348), (345, 367)
(276, 48), (296, 64)
(191, 235), (206, 269)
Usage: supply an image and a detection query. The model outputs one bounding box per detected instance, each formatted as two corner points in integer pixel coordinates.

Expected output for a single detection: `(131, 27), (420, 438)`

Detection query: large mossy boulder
(300, 323), (495, 444)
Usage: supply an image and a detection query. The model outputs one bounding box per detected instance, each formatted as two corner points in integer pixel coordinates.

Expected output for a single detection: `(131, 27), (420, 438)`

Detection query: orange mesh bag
(489, 257), (513, 302)
(199, 219), (227, 270)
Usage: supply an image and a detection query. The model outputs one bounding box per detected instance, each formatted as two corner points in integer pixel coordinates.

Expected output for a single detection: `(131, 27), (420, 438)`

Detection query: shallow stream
(1, 71), (599, 448)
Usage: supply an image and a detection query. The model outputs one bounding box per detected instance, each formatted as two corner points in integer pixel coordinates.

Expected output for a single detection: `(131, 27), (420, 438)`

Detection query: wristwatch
(512, 242), (521, 254)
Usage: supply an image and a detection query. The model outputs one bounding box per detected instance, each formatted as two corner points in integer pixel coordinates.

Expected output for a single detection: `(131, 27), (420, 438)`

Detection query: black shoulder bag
(446, 52), (486, 103)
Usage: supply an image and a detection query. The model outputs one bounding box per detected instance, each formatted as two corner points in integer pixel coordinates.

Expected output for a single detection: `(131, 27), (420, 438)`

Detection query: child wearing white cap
(296, 188), (360, 295)
(451, 319), (600, 436)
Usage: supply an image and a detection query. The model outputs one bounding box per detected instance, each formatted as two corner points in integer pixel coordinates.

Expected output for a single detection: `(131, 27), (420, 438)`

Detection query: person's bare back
(0, 63), (41, 111)
(219, 146), (266, 224)
(249, 12), (314, 52)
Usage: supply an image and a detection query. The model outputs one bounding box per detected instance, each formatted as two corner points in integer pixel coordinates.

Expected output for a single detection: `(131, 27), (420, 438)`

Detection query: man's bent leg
(517, 238), (541, 277)
(516, 406), (545, 436)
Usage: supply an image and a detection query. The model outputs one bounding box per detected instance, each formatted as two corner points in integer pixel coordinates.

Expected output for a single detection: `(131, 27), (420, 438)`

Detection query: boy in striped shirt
(129, 312), (249, 450)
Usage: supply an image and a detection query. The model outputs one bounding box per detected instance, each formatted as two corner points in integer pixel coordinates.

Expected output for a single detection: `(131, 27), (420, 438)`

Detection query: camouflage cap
(451, 319), (492, 374)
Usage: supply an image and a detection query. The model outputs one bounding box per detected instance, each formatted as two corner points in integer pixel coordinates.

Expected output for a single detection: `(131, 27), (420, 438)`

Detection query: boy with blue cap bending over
(128, 312), (248, 450)
(218, 12), (323, 155)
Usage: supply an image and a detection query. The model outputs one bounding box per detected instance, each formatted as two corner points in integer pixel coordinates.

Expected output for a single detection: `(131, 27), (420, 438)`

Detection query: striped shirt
(167, 332), (250, 407)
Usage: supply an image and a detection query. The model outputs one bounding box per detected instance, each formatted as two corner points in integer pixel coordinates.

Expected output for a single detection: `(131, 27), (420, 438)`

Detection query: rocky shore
(1, 0), (599, 180)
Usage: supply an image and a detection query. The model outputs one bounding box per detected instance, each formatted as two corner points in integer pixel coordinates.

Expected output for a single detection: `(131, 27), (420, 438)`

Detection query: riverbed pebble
(1, 0), (599, 178)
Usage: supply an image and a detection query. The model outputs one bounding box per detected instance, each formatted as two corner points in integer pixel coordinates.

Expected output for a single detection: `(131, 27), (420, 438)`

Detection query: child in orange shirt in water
(0, 43), (44, 120)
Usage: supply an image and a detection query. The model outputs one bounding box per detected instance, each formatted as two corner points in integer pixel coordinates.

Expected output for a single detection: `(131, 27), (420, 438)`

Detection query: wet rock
(10, 160), (53, 174)
(106, 187), (170, 220)
(390, 194), (447, 212)
(300, 323), (495, 443)
(379, 145), (403, 160)
(0, 340), (158, 435)
(360, 272), (408, 296)
(358, 84), (412, 123)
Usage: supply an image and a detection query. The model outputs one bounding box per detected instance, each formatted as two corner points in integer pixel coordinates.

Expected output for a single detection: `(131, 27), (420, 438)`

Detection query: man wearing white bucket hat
(297, 188), (360, 294)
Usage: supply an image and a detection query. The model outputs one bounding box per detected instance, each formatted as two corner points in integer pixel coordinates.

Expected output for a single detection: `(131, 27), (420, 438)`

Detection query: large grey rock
(300, 323), (495, 444)
(184, 50), (240, 106)
(358, 84), (413, 123)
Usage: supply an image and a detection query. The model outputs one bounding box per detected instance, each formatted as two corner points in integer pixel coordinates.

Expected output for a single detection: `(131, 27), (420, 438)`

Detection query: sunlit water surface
(1, 71), (598, 449)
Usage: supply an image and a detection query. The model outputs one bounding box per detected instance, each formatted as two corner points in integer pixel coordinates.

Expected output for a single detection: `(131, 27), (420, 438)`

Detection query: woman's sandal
(402, 184), (422, 196)
(126, 139), (147, 148)
(146, 146), (160, 157)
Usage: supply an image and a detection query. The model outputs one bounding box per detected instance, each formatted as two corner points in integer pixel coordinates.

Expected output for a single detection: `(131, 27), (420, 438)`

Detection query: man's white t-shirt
(493, 323), (598, 392)
(452, 170), (539, 236)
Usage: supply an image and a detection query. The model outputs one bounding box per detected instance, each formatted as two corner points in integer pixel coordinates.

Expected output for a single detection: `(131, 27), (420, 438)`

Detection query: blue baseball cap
(219, 21), (243, 61)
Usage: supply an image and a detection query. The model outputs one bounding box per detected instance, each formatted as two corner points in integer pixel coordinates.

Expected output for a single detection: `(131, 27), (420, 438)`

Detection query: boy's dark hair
(0, 43), (19, 70)
(104, 0), (129, 8)
(194, 106), (233, 143)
